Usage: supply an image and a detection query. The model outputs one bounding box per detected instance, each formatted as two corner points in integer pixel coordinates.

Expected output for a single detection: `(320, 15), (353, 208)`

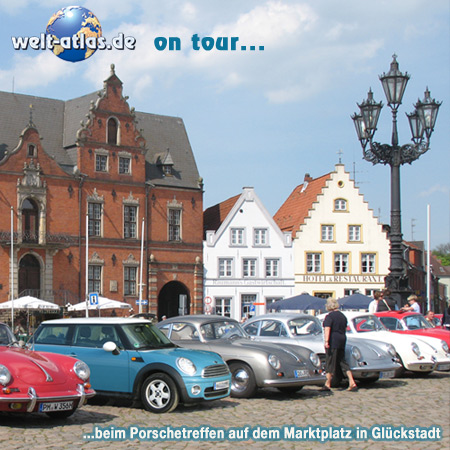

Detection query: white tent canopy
(0, 296), (60, 311)
(67, 296), (132, 311)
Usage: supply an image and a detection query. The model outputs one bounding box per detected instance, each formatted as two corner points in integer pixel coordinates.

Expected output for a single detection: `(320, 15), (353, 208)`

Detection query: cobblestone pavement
(1, 371), (449, 450)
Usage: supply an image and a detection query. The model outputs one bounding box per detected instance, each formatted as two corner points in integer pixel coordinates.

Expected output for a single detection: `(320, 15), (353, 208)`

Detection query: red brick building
(0, 65), (204, 319)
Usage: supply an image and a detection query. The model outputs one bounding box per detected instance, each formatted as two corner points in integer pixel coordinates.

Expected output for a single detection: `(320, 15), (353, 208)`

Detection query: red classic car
(0, 322), (95, 418)
(375, 311), (450, 347)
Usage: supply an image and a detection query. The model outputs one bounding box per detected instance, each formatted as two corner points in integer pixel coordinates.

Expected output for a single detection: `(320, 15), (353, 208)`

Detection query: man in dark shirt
(322, 298), (358, 392)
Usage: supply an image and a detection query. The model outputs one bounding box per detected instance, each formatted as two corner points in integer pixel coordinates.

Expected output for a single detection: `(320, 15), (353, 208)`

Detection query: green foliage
(433, 243), (450, 266)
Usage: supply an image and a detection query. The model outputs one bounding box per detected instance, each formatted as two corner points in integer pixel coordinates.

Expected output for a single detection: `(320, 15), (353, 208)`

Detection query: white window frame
(230, 228), (245, 246)
(215, 298), (231, 317)
(348, 225), (361, 242)
(306, 253), (321, 273)
(254, 228), (268, 246)
(168, 208), (181, 241)
(334, 198), (347, 211)
(265, 259), (279, 277)
(321, 225), (334, 242)
(361, 253), (376, 273)
(218, 258), (233, 278)
(334, 253), (349, 273)
(243, 258), (257, 278)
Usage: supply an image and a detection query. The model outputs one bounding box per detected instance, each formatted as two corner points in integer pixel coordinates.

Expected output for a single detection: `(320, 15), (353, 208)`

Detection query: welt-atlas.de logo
(11, 5), (135, 63)
(11, 5), (265, 62)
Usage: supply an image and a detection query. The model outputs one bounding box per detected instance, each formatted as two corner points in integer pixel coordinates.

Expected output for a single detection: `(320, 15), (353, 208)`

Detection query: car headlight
(73, 360), (90, 381)
(386, 344), (397, 358)
(351, 346), (362, 361)
(268, 354), (281, 370)
(441, 341), (449, 354)
(411, 342), (421, 357)
(176, 357), (197, 376)
(0, 365), (11, 386)
(310, 352), (321, 368)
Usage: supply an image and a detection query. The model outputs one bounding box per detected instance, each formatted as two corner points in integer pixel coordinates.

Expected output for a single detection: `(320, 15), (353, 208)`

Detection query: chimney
(304, 173), (312, 182)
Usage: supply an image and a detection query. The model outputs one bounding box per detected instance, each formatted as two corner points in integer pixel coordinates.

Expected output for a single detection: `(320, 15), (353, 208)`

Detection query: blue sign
(249, 304), (256, 313)
(136, 300), (148, 305)
(89, 292), (99, 306)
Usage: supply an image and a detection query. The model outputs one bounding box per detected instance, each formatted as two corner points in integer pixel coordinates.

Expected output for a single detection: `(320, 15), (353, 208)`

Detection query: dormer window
(162, 165), (172, 176)
(107, 117), (119, 145)
(28, 144), (36, 157)
(157, 149), (174, 177)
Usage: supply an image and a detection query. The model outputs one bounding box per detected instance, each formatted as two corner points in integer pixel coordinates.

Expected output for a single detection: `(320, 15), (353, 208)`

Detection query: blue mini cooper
(31, 318), (231, 413)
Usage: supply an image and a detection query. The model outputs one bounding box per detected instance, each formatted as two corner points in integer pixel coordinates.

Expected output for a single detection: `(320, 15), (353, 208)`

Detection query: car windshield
(287, 317), (322, 336)
(404, 314), (432, 330)
(0, 324), (15, 345)
(352, 315), (387, 333)
(200, 321), (246, 341)
(121, 323), (175, 350)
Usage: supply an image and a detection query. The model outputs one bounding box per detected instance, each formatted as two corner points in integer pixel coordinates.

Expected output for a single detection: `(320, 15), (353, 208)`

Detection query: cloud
(419, 185), (450, 197)
(0, 51), (76, 91)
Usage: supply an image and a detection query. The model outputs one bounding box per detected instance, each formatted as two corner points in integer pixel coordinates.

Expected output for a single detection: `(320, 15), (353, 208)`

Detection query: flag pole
(85, 213), (89, 318)
(10, 206), (14, 331)
(139, 218), (145, 314)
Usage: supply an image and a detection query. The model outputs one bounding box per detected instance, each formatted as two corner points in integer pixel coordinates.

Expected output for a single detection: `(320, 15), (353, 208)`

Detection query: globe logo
(46, 6), (102, 62)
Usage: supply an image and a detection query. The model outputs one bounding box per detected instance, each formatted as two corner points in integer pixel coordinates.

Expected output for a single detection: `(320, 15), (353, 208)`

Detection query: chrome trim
(27, 387), (37, 412)
(31, 360), (53, 382)
(76, 384), (86, 407)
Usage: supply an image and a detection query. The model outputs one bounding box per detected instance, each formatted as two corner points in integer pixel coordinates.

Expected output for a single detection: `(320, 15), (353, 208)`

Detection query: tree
(433, 243), (450, 266)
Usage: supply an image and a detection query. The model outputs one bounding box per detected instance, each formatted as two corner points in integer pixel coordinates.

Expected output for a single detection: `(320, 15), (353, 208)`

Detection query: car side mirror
(18, 340), (26, 348)
(103, 341), (120, 355)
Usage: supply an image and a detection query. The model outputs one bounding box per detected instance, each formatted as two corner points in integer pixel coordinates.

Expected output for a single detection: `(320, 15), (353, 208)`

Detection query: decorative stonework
(89, 252), (104, 265)
(123, 192), (139, 206)
(87, 188), (104, 203)
(167, 197), (182, 209)
(123, 253), (139, 266)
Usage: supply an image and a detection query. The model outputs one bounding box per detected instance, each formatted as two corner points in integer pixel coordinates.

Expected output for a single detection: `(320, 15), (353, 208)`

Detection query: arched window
(107, 118), (118, 145)
(334, 198), (347, 211)
(22, 198), (39, 242)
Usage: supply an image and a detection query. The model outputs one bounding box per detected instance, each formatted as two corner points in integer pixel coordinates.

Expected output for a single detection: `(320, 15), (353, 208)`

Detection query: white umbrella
(0, 296), (60, 311)
(67, 296), (132, 311)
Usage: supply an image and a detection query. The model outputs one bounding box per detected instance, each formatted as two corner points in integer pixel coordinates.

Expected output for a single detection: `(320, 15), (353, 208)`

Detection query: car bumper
(0, 384), (96, 413)
(404, 361), (437, 372)
(262, 374), (325, 388)
(351, 362), (401, 378)
(179, 375), (231, 404)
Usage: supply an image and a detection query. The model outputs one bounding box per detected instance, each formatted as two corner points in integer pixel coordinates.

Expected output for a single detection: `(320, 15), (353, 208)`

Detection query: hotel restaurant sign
(299, 275), (385, 284)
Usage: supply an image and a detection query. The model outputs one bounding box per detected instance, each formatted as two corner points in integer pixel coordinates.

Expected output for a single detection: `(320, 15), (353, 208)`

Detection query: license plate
(294, 370), (309, 378)
(379, 370), (395, 379)
(39, 401), (73, 412)
(214, 380), (230, 390)
(437, 364), (450, 371)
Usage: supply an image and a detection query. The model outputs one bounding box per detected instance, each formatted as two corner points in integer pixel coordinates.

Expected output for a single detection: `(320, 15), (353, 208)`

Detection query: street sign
(249, 304), (256, 313)
(204, 296), (212, 305)
(136, 300), (148, 305)
(89, 292), (99, 306)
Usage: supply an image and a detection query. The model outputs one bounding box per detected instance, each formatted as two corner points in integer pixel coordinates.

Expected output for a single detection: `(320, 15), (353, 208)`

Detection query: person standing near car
(368, 291), (384, 313)
(401, 294), (421, 313)
(322, 298), (358, 392)
(442, 302), (450, 330)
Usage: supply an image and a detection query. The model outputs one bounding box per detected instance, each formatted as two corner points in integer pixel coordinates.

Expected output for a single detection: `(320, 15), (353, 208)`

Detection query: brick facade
(0, 66), (203, 321)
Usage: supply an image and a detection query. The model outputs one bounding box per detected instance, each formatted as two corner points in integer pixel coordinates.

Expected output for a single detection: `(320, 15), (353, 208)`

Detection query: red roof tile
(274, 172), (331, 237)
(203, 194), (241, 237)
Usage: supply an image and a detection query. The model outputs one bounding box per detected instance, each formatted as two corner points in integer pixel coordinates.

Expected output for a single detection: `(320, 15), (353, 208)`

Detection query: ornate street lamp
(352, 55), (441, 307)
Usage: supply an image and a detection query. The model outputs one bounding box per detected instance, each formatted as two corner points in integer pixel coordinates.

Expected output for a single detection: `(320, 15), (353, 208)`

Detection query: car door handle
(69, 352), (78, 357)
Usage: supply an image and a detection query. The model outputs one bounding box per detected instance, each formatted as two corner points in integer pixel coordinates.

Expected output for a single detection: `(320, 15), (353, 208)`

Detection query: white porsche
(319, 311), (450, 375)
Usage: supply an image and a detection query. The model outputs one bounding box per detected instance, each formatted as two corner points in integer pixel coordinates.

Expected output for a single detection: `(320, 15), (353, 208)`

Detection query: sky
(1, 0), (449, 249)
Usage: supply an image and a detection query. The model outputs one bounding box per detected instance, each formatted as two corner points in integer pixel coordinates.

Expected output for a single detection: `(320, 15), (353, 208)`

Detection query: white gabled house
(203, 187), (294, 321)
(274, 164), (390, 299)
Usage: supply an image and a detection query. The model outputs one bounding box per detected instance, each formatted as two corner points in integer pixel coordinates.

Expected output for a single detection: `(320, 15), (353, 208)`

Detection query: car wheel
(277, 386), (304, 395)
(141, 373), (179, 413)
(229, 362), (257, 398)
(45, 408), (76, 419)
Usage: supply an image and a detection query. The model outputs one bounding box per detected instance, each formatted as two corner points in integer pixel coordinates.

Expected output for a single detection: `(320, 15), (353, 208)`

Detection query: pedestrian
(368, 291), (383, 313)
(321, 297), (358, 392)
(380, 289), (396, 311)
(401, 294), (421, 313)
